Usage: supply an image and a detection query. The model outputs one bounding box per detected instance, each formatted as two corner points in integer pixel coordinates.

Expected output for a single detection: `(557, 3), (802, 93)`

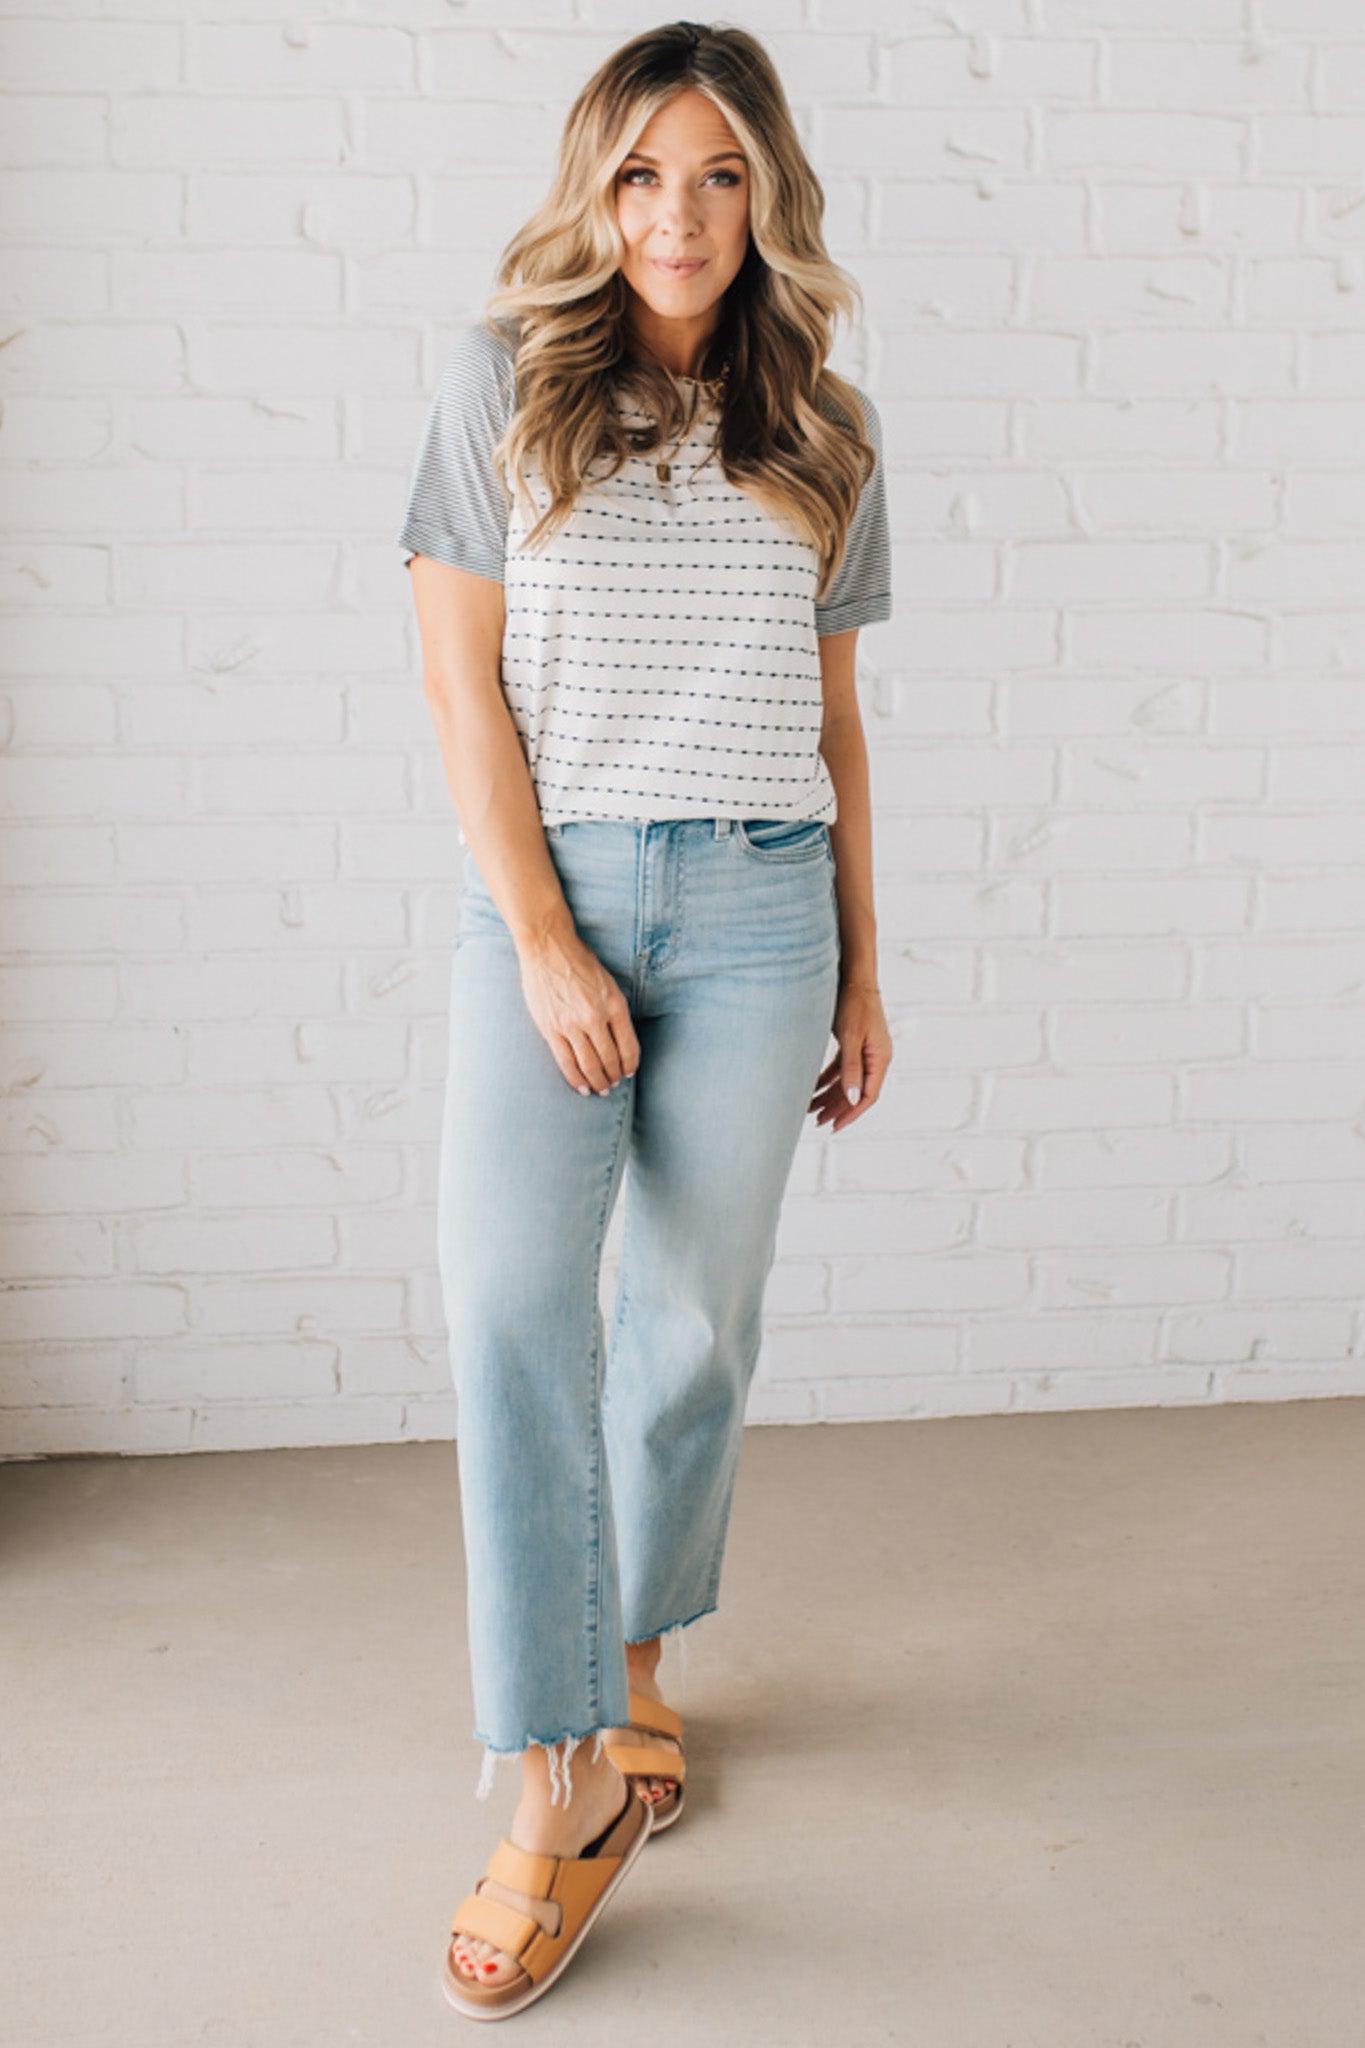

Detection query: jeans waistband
(544, 817), (770, 842)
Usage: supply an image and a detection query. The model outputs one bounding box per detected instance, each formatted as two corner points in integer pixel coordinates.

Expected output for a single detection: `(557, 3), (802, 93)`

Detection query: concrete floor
(3, 1400), (1362, 2047)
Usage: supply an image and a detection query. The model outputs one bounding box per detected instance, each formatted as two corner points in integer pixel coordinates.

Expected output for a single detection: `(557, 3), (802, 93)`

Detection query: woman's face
(614, 88), (750, 365)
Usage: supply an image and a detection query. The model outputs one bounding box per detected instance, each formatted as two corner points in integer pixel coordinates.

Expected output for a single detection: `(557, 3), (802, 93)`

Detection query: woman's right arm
(408, 552), (638, 1097)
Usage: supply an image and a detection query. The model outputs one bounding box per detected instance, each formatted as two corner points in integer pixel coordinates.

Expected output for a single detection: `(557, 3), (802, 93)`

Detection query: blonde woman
(398, 20), (892, 2021)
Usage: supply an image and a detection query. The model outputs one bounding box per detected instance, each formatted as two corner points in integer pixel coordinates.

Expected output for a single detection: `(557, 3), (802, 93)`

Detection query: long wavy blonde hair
(478, 20), (879, 603)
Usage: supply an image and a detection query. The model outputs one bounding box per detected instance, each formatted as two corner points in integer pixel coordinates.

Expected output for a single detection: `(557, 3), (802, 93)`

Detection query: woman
(398, 20), (893, 2021)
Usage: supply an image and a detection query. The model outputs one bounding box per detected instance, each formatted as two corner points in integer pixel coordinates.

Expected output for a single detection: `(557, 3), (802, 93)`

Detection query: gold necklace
(655, 415), (691, 485)
(655, 366), (728, 484)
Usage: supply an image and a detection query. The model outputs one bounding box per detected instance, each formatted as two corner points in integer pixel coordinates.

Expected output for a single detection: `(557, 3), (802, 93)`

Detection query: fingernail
(847, 1084), (860, 1103)
(578, 1084), (590, 1096)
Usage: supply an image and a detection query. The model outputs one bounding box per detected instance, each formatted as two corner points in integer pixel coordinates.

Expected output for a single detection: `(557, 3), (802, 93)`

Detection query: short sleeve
(814, 387), (892, 637)
(397, 321), (516, 580)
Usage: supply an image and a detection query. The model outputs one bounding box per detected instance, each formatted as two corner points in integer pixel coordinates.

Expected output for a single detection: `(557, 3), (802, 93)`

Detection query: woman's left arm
(812, 628), (894, 1132)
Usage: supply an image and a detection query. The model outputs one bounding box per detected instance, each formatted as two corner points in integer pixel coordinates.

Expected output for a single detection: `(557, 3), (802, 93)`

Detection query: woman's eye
(620, 168), (741, 187)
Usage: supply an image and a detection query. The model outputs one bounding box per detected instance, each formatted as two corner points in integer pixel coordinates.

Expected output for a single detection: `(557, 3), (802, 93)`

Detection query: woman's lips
(651, 257), (707, 277)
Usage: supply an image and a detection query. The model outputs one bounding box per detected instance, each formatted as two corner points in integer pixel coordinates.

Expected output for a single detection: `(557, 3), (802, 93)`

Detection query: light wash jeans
(438, 815), (841, 1804)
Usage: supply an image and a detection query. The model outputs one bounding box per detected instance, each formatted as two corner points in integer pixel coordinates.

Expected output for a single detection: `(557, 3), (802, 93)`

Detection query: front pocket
(734, 816), (829, 862)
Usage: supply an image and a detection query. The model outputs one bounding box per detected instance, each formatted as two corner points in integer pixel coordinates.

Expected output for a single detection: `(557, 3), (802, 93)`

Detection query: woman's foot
(449, 1740), (631, 1990)
(608, 1637), (682, 1811)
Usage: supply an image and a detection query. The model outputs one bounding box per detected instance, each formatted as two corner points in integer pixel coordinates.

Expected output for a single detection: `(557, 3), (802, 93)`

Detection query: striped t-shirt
(397, 319), (891, 836)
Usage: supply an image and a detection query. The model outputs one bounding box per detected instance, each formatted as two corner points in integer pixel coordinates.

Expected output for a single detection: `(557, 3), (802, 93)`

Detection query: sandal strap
(486, 1838), (558, 1899)
(624, 1689), (684, 1741)
(603, 1740), (686, 1783)
(520, 1848), (630, 1983)
(450, 1890), (537, 1958)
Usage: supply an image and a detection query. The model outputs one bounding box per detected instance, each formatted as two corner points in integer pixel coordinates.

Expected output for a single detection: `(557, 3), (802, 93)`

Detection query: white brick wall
(4, 2), (1364, 1460)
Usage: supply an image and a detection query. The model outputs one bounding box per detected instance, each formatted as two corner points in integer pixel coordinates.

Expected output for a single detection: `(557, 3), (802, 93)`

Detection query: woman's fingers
(526, 946), (641, 1095)
(810, 1037), (891, 1127)
(604, 988), (641, 1077)
(811, 985), (894, 1123)
(808, 1050), (844, 1110)
(567, 1026), (619, 1094)
(571, 988), (640, 1094)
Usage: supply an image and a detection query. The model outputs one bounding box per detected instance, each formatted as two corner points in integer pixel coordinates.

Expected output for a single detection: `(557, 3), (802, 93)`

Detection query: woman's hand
(518, 927), (640, 1097)
(809, 980), (892, 1132)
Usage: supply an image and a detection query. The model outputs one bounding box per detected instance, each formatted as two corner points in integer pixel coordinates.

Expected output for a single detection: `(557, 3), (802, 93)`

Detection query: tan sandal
(601, 1689), (687, 1832)
(442, 1780), (652, 2021)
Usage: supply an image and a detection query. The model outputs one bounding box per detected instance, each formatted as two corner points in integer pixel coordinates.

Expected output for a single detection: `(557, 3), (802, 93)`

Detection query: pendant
(656, 461), (671, 482)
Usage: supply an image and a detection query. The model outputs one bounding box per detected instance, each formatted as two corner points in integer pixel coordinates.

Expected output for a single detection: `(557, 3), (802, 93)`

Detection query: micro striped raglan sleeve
(814, 387), (893, 637)
(397, 321), (515, 579)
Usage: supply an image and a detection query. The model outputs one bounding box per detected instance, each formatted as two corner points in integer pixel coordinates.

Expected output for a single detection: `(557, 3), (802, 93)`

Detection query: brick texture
(3, 5), (1364, 1458)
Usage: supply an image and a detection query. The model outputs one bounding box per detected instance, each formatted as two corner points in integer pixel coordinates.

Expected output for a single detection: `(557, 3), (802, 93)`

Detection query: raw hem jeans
(438, 815), (841, 1805)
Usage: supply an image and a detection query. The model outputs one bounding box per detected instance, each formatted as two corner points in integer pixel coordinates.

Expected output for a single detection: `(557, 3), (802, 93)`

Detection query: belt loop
(545, 822), (562, 840)
(715, 817), (732, 838)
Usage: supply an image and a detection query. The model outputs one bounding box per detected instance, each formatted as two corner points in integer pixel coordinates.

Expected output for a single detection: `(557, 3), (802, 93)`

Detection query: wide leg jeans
(437, 814), (841, 1795)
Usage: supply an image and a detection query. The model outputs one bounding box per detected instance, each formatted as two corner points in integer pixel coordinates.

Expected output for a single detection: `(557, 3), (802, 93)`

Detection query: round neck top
(397, 320), (892, 840)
